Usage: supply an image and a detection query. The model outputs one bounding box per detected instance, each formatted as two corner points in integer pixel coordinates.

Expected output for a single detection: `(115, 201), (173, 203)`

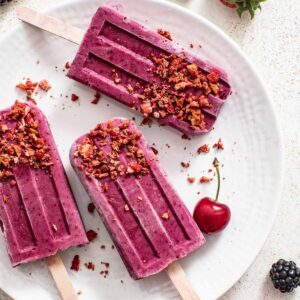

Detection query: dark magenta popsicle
(70, 118), (205, 279)
(68, 5), (231, 135)
(0, 101), (87, 266)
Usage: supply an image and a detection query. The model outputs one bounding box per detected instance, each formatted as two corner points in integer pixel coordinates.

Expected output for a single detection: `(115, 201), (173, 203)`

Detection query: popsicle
(67, 5), (231, 135)
(16, 5), (231, 136)
(0, 101), (88, 299)
(70, 118), (205, 280)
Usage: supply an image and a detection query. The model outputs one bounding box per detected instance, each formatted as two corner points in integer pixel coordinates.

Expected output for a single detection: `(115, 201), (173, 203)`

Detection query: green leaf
(236, 6), (244, 18)
(225, 0), (267, 18)
(248, 1), (255, 18)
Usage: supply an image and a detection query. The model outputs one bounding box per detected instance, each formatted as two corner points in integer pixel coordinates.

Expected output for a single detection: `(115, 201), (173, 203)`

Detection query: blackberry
(270, 259), (300, 293)
(0, 0), (12, 5)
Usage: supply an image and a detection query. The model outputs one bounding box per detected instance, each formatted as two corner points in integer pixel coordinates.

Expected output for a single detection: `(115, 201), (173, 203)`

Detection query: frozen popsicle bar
(0, 101), (87, 266)
(68, 5), (231, 135)
(70, 118), (205, 279)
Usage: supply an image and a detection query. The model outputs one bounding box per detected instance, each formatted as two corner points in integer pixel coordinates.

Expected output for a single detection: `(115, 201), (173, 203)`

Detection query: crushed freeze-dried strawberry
(101, 261), (110, 268)
(38, 80), (51, 92)
(0, 101), (52, 181)
(187, 176), (196, 183)
(151, 147), (158, 155)
(2, 195), (8, 203)
(100, 270), (109, 278)
(0, 124), (8, 133)
(86, 230), (98, 242)
(87, 203), (95, 214)
(84, 262), (95, 271)
(128, 52), (221, 130)
(199, 176), (212, 183)
(124, 204), (130, 212)
(51, 224), (58, 232)
(71, 94), (79, 101)
(207, 70), (220, 84)
(140, 101), (152, 115)
(74, 120), (150, 181)
(101, 182), (109, 192)
(65, 62), (71, 69)
(91, 92), (101, 104)
(140, 117), (152, 127)
(100, 261), (110, 278)
(16, 80), (38, 96)
(197, 144), (210, 154)
(126, 84), (134, 93)
(213, 138), (224, 150)
(181, 162), (190, 168)
(114, 72), (121, 84)
(181, 134), (191, 140)
(71, 255), (80, 271)
(127, 161), (142, 174)
(157, 28), (172, 40)
(162, 211), (170, 220)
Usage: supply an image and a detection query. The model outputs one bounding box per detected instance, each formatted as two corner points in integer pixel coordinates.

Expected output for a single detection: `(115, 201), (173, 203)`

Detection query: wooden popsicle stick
(16, 6), (200, 300)
(45, 255), (79, 300)
(16, 6), (84, 44)
(166, 261), (200, 300)
(0, 288), (14, 300)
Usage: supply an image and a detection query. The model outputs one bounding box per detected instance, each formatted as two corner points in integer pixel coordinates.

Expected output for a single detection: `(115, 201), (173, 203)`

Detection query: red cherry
(193, 197), (231, 234)
(193, 158), (231, 234)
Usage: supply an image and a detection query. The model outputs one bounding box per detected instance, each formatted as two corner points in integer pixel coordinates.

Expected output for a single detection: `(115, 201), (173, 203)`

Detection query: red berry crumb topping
(71, 94), (79, 101)
(87, 203), (96, 214)
(86, 230), (98, 242)
(71, 255), (80, 271)
(197, 144), (210, 154)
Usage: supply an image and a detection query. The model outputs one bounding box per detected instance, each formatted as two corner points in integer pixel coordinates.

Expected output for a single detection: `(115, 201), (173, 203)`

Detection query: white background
(0, 0), (299, 299)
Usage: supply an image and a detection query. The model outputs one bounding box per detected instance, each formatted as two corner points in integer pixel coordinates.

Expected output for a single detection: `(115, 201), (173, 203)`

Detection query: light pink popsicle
(0, 102), (87, 266)
(70, 118), (205, 279)
(68, 5), (231, 135)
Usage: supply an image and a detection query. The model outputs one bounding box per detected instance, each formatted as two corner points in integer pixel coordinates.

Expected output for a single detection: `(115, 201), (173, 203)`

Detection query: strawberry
(220, 0), (237, 8)
(219, 0), (267, 19)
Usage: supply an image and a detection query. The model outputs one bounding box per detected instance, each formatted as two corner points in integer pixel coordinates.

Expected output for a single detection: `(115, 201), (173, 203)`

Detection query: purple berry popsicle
(70, 118), (205, 279)
(0, 101), (87, 266)
(67, 5), (231, 135)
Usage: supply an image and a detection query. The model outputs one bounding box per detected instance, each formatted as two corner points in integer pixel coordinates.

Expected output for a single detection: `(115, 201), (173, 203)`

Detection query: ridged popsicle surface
(70, 118), (205, 279)
(68, 5), (231, 135)
(0, 102), (87, 266)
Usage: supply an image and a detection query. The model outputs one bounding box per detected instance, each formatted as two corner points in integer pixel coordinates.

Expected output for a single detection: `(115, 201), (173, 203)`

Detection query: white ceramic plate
(0, 1), (283, 299)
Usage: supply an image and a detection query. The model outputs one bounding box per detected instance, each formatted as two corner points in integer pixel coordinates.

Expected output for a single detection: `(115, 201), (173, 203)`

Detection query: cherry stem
(213, 158), (220, 202)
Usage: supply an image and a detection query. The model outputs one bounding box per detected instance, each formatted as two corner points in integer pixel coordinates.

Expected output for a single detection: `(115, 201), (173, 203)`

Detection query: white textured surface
(0, 0), (299, 300)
